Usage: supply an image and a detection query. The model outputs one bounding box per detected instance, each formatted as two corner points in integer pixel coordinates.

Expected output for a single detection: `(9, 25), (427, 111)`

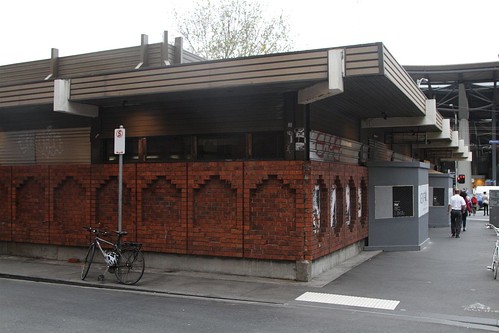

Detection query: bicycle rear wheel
(81, 243), (96, 280)
(115, 249), (145, 285)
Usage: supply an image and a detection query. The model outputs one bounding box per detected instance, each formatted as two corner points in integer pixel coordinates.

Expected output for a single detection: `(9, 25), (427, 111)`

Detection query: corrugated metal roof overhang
(315, 75), (425, 119)
(58, 73), (426, 120)
(0, 43), (427, 120)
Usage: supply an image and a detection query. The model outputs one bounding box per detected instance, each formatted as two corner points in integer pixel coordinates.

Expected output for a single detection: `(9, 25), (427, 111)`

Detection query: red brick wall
(91, 164), (137, 241)
(0, 167), (12, 241)
(137, 163), (187, 254)
(244, 161), (305, 260)
(50, 166), (91, 247)
(188, 162), (244, 257)
(1, 161), (368, 262)
(11, 166), (50, 244)
(307, 162), (369, 260)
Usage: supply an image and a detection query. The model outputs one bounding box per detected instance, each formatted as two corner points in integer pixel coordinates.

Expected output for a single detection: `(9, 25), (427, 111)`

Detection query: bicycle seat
(115, 230), (128, 236)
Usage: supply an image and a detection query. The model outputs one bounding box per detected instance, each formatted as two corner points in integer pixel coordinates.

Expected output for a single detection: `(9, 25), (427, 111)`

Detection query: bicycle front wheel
(81, 243), (96, 280)
(115, 249), (145, 285)
(494, 248), (499, 280)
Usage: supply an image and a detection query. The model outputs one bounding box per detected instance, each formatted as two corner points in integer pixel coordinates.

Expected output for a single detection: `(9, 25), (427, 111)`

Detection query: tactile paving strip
(296, 292), (400, 310)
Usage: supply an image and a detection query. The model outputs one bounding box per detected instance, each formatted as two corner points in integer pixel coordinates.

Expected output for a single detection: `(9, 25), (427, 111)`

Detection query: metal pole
(114, 125), (125, 233)
(493, 81), (498, 185)
(118, 153), (123, 232)
(493, 107), (496, 185)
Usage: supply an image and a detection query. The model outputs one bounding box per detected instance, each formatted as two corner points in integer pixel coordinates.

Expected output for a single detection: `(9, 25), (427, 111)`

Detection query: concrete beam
(135, 34), (149, 69)
(54, 79), (98, 117)
(298, 49), (344, 104)
(361, 99), (442, 131)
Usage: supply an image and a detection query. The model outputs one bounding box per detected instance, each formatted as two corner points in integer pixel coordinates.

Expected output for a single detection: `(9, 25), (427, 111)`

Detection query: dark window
(147, 136), (192, 161)
(252, 132), (284, 159)
(104, 136), (192, 163)
(197, 134), (246, 160)
(102, 132), (283, 163)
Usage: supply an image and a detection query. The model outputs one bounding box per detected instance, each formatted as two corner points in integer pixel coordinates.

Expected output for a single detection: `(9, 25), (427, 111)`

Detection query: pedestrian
(482, 191), (489, 216)
(471, 194), (478, 215)
(477, 192), (483, 209)
(448, 188), (466, 238)
(460, 190), (472, 231)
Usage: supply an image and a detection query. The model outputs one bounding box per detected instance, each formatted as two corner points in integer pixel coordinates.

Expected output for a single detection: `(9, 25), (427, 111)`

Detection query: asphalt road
(0, 278), (496, 333)
(1, 215), (498, 332)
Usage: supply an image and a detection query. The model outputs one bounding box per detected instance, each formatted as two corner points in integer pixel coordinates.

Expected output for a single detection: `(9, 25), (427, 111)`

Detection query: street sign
(114, 126), (125, 154)
(114, 125), (125, 232)
(489, 140), (499, 144)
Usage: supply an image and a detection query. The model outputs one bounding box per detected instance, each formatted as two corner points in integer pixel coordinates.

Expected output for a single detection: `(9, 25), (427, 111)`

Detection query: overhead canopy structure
(406, 62), (499, 175)
(0, 38), (470, 166)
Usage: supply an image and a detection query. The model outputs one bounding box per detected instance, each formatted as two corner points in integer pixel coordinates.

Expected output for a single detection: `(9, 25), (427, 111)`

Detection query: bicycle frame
(81, 226), (145, 285)
(486, 223), (499, 279)
(94, 235), (120, 267)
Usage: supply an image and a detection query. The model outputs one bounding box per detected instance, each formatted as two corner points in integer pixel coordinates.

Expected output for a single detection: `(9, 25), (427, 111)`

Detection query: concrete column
(457, 83), (472, 191)
(492, 81), (498, 184)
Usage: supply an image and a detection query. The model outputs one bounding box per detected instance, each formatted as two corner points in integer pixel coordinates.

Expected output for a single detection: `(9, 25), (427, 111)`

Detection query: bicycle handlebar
(485, 223), (499, 236)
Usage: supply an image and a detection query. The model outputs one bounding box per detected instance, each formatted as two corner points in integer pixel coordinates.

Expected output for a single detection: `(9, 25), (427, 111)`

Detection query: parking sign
(114, 126), (125, 154)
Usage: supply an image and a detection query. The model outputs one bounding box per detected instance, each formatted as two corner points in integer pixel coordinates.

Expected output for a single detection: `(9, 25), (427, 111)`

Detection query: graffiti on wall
(345, 184), (351, 225)
(312, 185), (320, 232)
(310, 131), (341, 162)
(37, 126), (64, 159)
(330, 185), (337, 227)
(16, 126), (64, 160)
(309, 130), (367, 165)
(358, 187), (362, 218)
(295, 128), (306, 151)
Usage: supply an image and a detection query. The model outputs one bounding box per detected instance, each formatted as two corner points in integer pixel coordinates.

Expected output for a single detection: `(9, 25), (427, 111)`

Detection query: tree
(173, 0), (294, 60)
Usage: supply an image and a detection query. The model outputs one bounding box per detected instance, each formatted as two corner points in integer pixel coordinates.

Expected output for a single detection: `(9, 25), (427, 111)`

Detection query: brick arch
(246, 175), (298, 260)
(95, 176), (134, 239)
(189, 176), (241, 257)
(53, 176), (87, 246)
(140, 176), (184, 253)
(313, 177), (329, 238)
(333, 176), (344, 236)
(360, 177), (368, 226)
(14, 177), (48, 244)
(347, 177), (357, 231)
(0, 183), (10, 241)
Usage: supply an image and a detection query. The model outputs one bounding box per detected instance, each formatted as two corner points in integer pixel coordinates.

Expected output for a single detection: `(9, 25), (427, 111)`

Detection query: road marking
(295, 292), (400, 310)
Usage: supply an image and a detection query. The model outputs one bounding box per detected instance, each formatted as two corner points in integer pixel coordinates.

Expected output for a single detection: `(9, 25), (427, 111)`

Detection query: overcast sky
(1, 0), (497, 66)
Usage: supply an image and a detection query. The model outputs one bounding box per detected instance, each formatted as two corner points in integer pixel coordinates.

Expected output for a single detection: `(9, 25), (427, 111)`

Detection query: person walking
(482, 191), (489, 216)
(460, 190), (472, 231)
(471, 194), (478, 215)
(448, 188), (466, 238)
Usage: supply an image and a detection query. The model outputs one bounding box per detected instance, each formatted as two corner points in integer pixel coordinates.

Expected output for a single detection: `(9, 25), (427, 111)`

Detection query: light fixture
(417, 78), (428, 87)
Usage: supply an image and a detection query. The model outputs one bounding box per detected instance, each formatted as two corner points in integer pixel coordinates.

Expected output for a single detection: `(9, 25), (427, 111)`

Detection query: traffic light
(457, 174), (465, 184)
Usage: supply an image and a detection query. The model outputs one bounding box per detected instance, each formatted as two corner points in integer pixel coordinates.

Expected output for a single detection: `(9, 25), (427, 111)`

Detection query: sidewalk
(1, 214), (499, 327)
(0, 243), (378, 304)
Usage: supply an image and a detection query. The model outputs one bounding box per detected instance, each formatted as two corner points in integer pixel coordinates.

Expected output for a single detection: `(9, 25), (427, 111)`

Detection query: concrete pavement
(1, 214), (498, 329)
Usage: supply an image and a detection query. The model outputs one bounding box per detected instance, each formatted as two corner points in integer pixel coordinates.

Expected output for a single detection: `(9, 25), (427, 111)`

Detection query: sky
(0, 0), (497, 67)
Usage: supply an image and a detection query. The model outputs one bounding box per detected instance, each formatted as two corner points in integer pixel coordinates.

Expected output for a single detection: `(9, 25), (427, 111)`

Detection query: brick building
(0, 35), (458, 280)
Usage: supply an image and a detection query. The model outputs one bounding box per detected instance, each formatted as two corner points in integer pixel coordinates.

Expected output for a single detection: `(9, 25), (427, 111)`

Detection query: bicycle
(81, 226), (145, 285)
(485, 223), (499, 279)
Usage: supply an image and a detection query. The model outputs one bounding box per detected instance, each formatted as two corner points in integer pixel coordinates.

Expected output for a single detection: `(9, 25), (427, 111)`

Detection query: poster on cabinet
(418, 184), (429, 217)
(375, 185), (414, 219)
